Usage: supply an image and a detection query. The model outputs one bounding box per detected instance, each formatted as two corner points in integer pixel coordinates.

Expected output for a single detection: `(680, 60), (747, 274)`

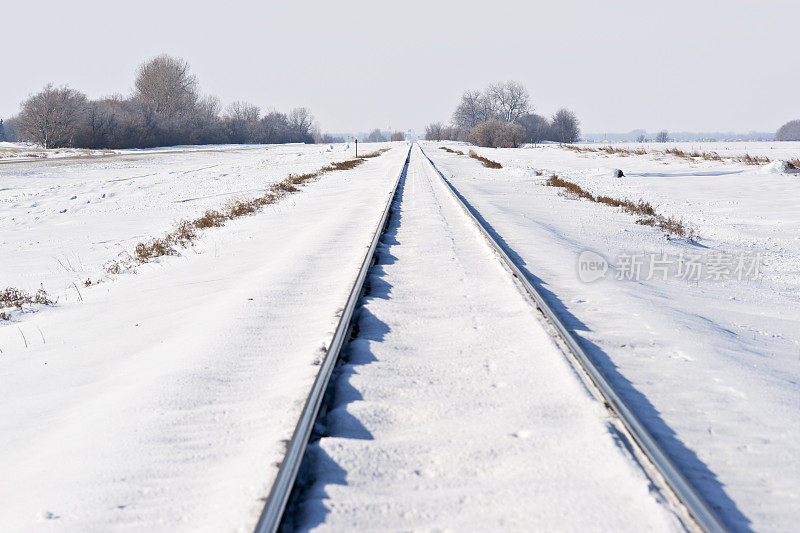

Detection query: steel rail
(417, 143), (728, 533)
(254, 145), (412, 533)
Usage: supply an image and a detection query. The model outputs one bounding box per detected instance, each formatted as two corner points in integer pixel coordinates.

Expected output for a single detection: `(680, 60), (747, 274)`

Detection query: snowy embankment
(288, 146), (684, 531)
(427, 141), (800, 532)
(0, 142), (406, 531)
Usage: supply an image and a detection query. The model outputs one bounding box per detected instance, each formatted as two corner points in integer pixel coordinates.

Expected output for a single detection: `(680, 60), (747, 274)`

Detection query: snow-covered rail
(417, 144), (728, 533)
(254, 145), (412, 533)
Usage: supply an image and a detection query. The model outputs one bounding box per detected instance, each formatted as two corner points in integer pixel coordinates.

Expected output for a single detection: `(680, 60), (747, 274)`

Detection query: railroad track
(255, 142), (728, 533)
(254, 144), (411, 533)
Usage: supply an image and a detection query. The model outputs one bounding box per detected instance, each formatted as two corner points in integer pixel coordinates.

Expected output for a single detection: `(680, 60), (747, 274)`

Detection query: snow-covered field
(0, 142), (386, 299)
(426, 140), (800, 532)
(0, 142), (408, 531)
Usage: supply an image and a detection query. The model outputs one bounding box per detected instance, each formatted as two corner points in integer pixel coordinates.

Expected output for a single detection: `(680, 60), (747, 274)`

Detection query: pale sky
(3, 0), (798, 135)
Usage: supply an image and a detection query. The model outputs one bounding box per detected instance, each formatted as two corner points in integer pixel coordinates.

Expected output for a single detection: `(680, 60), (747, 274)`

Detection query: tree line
(1, 55), (319, 149)
(425, 81), (580, 147)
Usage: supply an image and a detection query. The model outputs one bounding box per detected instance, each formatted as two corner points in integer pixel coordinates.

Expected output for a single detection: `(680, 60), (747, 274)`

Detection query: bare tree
(452, 90), (486, 129)
(487, 81), (530, 122)
(516, 113), (550, 144)
(17, 84), (88, 148)
(259, 111), (290, 144)
(288, 107), (315, 143)
(655, 130), (670, 143)
(366, 128), (386, 142)
(223, 101), (260, 143)
(391, 131), (405, 141)
(776, 120), (800, 141)
(550, 108), (581, 143)
(133, 55), (199, 120)
(425, 122), (444, 141)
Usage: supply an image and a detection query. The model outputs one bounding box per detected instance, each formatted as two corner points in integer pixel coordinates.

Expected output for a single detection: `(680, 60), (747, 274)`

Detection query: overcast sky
(3, 0), (798, 135)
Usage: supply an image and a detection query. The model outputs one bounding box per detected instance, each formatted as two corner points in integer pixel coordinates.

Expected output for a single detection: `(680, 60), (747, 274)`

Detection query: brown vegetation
(545, 174), (696, 239)
(440, 146), (465, 155)
(468, 150), (502, 169)
(0, 287), (57, 319)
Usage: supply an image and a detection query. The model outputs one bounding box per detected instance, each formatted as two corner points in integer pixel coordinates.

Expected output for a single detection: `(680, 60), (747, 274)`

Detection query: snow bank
(763, 160), (800, 175)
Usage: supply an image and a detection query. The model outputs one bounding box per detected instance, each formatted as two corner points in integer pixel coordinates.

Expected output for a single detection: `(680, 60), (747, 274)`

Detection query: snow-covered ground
(0, 142), (383, 300)
(573, 140), (800, 162)
(0, 142), (116, 162)
(0, 142), (408, 531)
(288, 146), (685, 531)
(425, 141), (800, 532)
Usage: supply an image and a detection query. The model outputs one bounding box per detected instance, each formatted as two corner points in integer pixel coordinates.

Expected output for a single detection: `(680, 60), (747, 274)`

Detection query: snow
(425, 140), (800, 532)
(0, 142), (407, 531)
(763, 160), (800, 174)
(287, 146), (684, 531)
(0, 143), (387, 299)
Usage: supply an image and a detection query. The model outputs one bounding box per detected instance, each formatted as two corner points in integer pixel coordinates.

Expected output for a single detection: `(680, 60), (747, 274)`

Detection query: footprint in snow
(59, 209), (67, 213)
(70, 195), (77, 200)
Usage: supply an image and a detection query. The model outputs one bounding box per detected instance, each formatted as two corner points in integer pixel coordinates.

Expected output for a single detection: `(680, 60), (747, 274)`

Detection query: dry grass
(0, 287), (56, 319)
(561, 145), (647, 157)
(563, 144), (772, 166)
(788, 158), (800, 169)
(358, 148), (390, 159)
(545, 174), (696, 239)
(440, 146), (465, 155)
(193, 209), (227, 229)
(468, 150), (502, 169)
(103, 150), (391, 274)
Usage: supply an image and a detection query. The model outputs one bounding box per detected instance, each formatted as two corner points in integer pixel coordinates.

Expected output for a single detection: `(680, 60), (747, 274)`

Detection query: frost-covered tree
(776, 120), (800, 141)
(550, 108), (581, 143)
(223, 101), (260, 144)
(425, 122), (444, 141)
(453, 90), (487, 129)
(133, 55), (199, 120)
(366, 128), (387, 142)
(391, 131), (405, 141)
(487, 81), (530, 123)
(656, 130), (670, 142)
(516, 113), (550, 144)
(17, 84), (88, 148)
(288, 107), (315, 143)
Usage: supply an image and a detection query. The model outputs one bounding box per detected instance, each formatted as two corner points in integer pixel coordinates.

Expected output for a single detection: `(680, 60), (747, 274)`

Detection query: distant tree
(390, 131), (405, 141)
(365, 128), (386, 142)
(425, 122), (444, 141)
(133, 55), (198, 120)
(0, 118), (4, 141)
(469, 119), (525, 148)
(453, 90), (488, 129)
(487, 81), (530, 122)
(259, 111), (290, 144)
(223, 101), (260, 143)
(17, 84), (88, 148)
(636, 134), (647, 143)
(516, 113), (550, 144)
(776, 120), (800, 141)
(550, 108), (581, 143)
(655, 130), (670, 142)
(320, 133), (345, 143)
(288, 107), (315, 143)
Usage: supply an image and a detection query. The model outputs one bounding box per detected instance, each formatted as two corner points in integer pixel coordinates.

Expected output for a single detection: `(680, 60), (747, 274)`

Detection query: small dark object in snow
(613, 169), (624, 178)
